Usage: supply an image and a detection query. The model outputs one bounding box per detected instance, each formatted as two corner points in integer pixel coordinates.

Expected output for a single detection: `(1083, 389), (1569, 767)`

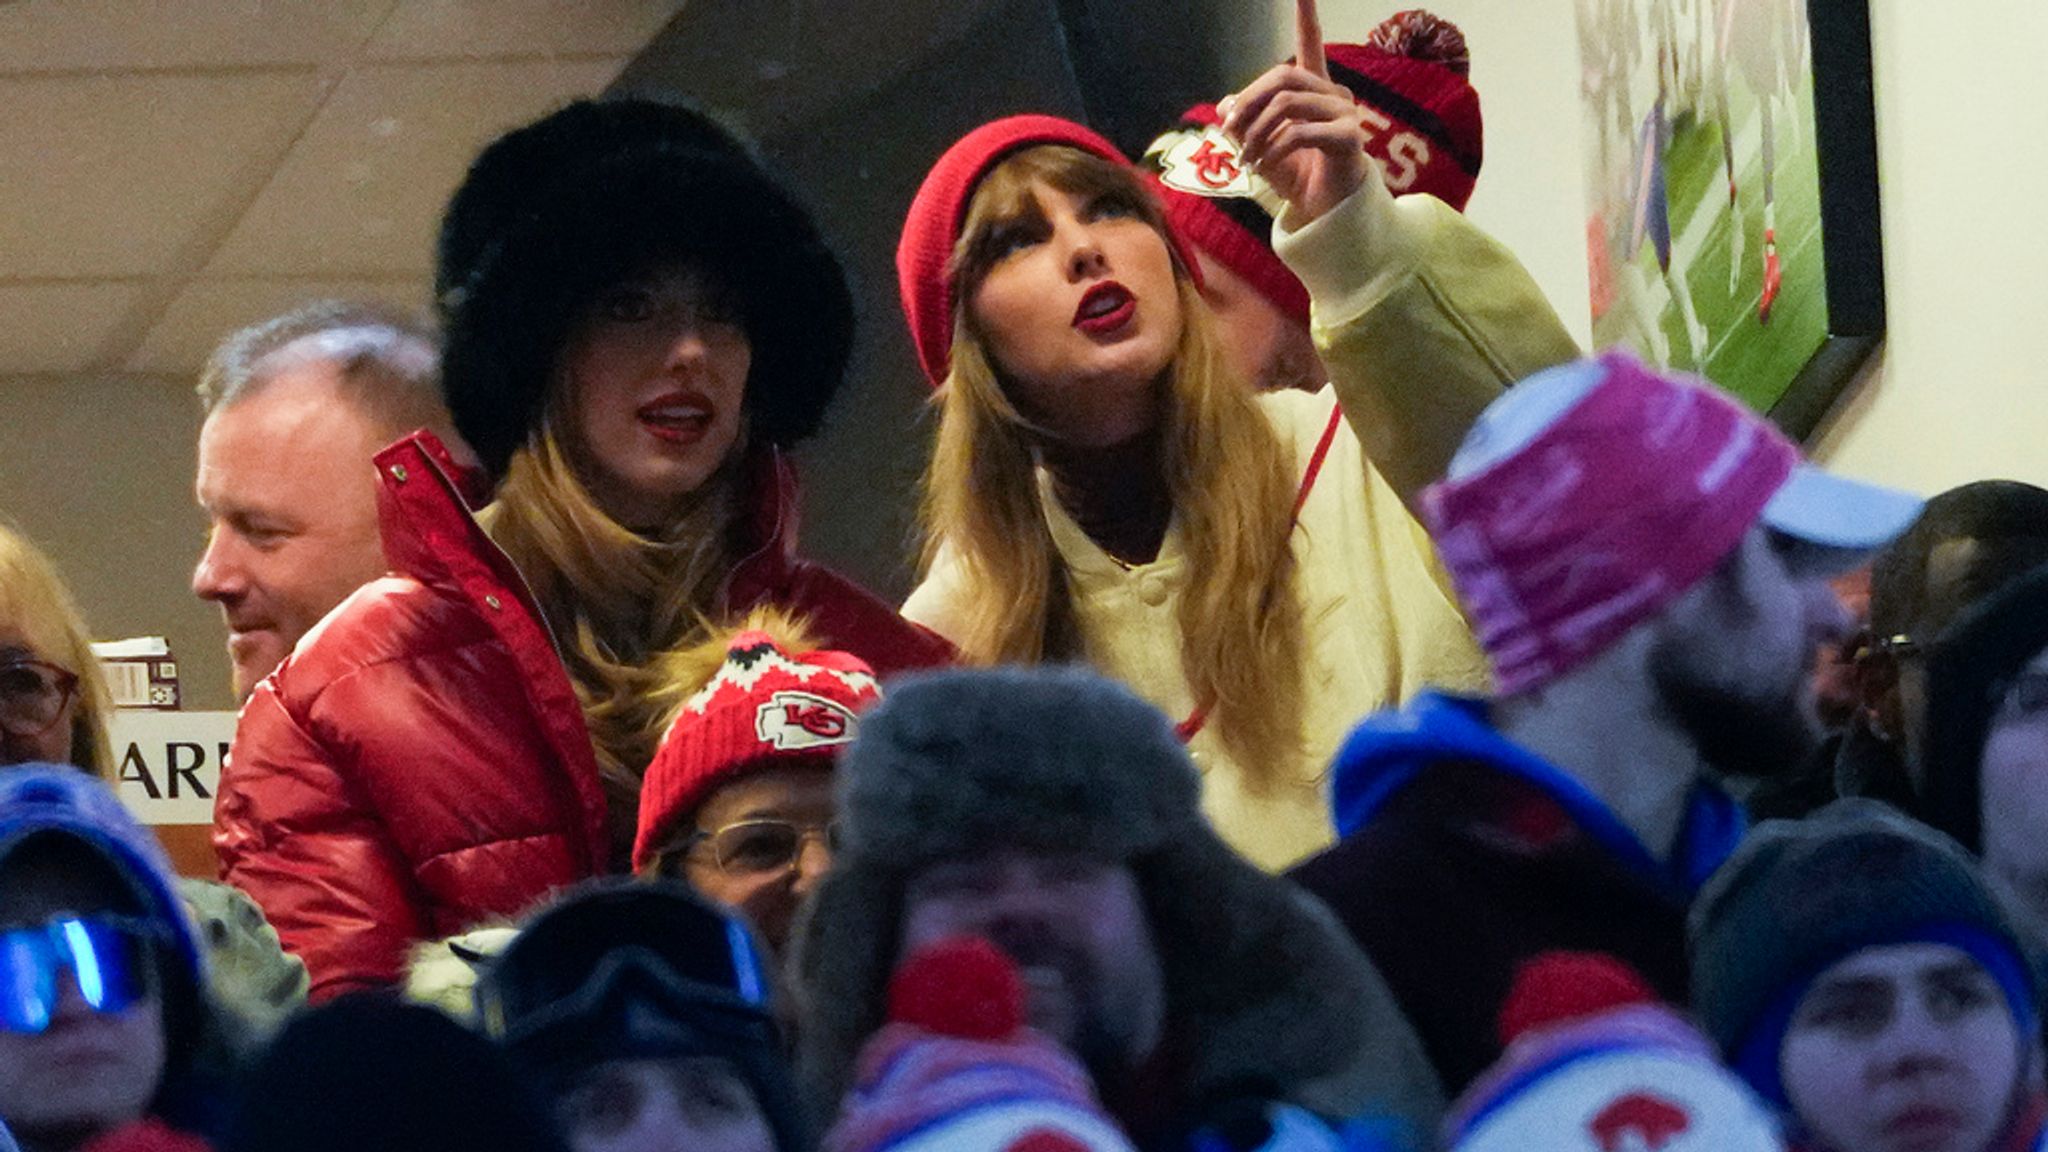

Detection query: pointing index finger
(1295, 0), (1329, 80)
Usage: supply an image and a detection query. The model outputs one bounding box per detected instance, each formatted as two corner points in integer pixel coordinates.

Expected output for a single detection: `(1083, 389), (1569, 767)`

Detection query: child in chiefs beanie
(635, 608), (879, 953)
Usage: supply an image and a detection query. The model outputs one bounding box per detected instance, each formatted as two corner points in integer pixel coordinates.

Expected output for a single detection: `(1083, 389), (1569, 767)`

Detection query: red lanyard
(1175, 403), (1344, 743)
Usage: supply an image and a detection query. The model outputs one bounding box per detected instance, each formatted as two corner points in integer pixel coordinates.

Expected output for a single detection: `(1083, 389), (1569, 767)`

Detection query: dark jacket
(217, 432), (950, 1000)
(1287, 692), (1745, 1093)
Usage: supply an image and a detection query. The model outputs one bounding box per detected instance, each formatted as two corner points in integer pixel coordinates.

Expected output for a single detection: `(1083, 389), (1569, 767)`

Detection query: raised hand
(1218, 0), (1372, 227)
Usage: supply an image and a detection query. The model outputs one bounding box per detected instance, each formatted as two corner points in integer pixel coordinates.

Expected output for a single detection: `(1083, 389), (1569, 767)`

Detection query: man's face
(898, 849), (1165, 1080)
(1652, 527), (1854, 778)
(192, 364), (391, 699)
(1194, 254), (1325, 393)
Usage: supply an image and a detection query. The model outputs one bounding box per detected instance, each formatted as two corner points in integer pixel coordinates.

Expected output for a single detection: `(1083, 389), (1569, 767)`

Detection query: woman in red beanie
(895, 40), (1578, 870)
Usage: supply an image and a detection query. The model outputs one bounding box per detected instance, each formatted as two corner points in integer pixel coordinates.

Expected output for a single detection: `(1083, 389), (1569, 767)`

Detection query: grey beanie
(1690, 799), (2042, 1099)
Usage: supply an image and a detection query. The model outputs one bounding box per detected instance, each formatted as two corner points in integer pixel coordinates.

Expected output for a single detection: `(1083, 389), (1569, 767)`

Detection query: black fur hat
(436, 97), (855, 481)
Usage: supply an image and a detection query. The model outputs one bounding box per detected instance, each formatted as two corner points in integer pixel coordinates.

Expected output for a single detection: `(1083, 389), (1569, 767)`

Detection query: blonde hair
(0, 523), (115, 779)
(921, 145), (1307, 791)
(484, 405), (743, 835)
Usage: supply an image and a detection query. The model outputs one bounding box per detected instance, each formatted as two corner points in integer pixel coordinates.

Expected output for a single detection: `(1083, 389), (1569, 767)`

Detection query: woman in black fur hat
(437, 97), (950, 847)
(215, 97), (948, 1000)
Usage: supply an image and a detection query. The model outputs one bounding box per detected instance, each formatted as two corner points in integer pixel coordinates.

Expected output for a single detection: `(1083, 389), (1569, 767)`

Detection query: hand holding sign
(1218, 0), (1372, 228)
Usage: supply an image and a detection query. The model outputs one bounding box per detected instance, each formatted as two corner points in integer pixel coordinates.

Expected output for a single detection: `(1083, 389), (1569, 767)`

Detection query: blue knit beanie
(0, 766), (203, 983)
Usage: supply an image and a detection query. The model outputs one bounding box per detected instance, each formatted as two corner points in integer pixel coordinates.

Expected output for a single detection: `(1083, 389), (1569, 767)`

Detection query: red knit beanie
(896, 114), (1204, 388)
(632, 630), (880, 872)
(1140, 10), (1483, 326)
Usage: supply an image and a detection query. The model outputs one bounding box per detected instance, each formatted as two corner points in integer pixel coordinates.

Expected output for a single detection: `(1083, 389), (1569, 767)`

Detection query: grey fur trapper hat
(791, 666), (1445, 1138)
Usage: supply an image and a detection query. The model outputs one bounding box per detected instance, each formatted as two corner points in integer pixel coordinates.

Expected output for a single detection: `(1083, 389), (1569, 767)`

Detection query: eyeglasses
(477, 884), (774, 1050)
(685, 819), (840, 877)
(0, 660), (79, 738)
(0, 914), (160, 1033)
(1851, 632), (1921, 667)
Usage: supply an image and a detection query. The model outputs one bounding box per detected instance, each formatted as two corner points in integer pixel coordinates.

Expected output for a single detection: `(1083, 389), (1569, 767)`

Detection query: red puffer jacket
(216, 432), (951, 1000)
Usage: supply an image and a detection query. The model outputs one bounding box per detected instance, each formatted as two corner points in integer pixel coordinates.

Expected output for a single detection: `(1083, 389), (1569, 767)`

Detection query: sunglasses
(0, 914), (160, 1033)
(0, 660), (80, 739)
(683, 819), (840, 877)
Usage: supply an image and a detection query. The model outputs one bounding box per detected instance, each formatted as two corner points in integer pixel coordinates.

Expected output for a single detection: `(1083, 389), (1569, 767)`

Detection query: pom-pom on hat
(1445, 952), (1785, 1152)
(1423, 352), (1922, 695)
(1140, 9), (1483, 327)
(437, 97), (855, 481)
(823, 937), (1137, 1152)
(632, 625), (879, 873)
(897, 114), (1204, 387)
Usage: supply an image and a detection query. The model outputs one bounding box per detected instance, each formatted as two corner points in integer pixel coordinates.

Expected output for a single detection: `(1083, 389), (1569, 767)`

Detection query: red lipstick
(636, 389), (713, 443)
(1073, 281), (1136, 336)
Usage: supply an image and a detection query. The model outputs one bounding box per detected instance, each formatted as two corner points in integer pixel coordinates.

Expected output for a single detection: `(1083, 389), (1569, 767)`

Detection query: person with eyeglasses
(0, 767), (234, 1151)
(476, 881), (801, 1152)
(0, 526), (115, 777)
(632, 614), (878, 955)
(1846, 481), (2048, 813)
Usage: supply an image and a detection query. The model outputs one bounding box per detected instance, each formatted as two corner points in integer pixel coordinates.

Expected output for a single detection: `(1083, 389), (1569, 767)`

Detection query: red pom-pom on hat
(886, 936), (1027, 1041)
(1497, 951), (1660, 1048)
(1370, 9), (1472, 75)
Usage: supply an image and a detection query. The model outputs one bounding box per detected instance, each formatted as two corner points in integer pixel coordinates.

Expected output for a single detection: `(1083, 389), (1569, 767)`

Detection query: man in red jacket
(191, 301), (464, 701)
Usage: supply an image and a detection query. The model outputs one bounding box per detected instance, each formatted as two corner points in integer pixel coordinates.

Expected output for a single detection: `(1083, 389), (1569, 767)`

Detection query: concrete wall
(0, 375), (230, 707)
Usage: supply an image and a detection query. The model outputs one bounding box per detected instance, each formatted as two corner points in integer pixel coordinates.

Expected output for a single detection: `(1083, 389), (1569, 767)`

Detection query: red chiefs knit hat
(1141, 10), (1483, 327)
(632, 630), (880, 872)
(897, 114), (1204, 387)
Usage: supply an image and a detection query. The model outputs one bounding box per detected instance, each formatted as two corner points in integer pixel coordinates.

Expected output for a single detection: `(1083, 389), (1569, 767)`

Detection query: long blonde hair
(484, 401), (743, 825)
(0, 523), (115, 779)
(921, 145), (1307, 791)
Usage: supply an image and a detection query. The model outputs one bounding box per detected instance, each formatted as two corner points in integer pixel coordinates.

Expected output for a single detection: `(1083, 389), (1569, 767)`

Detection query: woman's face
(560, 267), (751, 530)
(966, 175), (1182, 449)
(1779, 942), (2023, 1152)
(675, 763), (835, 953)
(1979, 648), (2048, 903)
(557, 1057), (776, 1152)
(0, 844), (166, 1146)
(0, 624), (77, 768)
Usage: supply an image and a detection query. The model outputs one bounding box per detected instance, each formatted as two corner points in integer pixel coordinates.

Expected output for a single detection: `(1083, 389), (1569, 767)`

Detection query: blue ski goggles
(0, 914), (159, 1033)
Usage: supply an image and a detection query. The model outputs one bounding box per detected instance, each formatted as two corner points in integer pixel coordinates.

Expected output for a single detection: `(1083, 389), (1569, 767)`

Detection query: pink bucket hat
(1422, 352), (1922, 695)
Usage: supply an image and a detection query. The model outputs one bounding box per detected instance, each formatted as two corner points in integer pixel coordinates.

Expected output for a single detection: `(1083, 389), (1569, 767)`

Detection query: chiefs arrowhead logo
(1588, 1093), (1692, 1152)
(755, 692), (859, 751)
(1145, 124), (1283, 217)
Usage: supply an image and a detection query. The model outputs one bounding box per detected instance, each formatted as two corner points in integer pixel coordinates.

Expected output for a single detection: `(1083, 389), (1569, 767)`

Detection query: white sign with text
(107, 711), (236, 826)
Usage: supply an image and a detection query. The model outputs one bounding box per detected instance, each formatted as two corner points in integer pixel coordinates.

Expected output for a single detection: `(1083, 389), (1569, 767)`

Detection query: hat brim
(1761, 465), (1923, 573)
